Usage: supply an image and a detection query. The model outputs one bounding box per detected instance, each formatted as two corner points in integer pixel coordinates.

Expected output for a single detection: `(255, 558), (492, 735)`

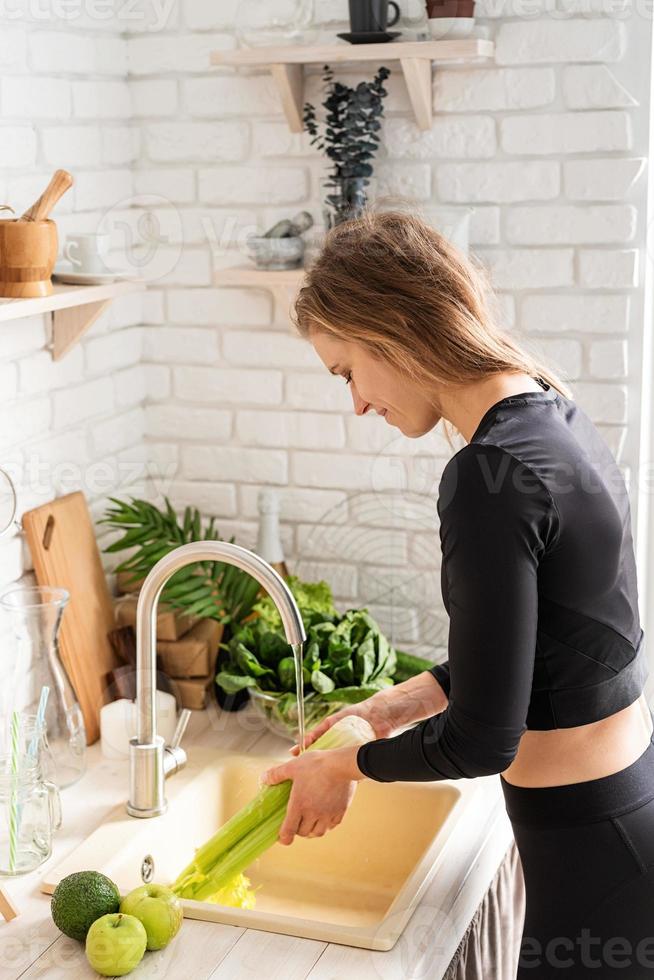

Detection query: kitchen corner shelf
(210, 38), (495, 132)
(214, 266), (305, 288)
(0, 279), (146, 360)
(214, 266), (306, 325)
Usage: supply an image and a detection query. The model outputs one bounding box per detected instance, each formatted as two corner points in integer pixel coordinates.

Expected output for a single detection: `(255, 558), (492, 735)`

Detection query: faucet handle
(170, 708), (191, 749)
(163, 708), (191, 780)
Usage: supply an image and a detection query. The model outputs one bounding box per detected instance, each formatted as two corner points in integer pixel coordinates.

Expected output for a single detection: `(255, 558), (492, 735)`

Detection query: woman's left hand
(260, 746), (365, 846)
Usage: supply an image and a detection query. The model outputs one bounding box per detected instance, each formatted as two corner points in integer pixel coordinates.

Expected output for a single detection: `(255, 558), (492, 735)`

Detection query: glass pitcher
(0, 587), (86, 789)
(0, 753), (62, 876)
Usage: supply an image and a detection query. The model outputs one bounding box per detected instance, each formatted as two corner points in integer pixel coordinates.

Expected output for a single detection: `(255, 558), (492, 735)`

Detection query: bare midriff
(502, 691), (654, 788)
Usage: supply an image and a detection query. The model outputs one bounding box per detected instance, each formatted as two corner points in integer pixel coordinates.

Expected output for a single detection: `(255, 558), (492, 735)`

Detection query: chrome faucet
(127, 540), (307, 818)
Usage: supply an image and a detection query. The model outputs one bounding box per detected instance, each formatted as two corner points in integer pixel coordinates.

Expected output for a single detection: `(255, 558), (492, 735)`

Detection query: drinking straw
(28, 687), (50, 760)
(8, 711), (19, 874)
(15, 687), (51, 833)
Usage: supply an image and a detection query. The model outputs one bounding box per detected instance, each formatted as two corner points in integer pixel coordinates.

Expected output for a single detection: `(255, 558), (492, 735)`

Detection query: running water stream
(291, 641), (306, 754)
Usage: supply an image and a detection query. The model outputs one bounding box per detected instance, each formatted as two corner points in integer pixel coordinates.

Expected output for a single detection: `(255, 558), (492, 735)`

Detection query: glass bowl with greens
(247, 688), (344, 742)
(215, 575), (434, 742)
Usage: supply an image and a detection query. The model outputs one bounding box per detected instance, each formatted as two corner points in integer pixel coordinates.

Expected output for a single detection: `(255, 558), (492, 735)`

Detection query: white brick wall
(0, 14), (147, 669)
(1, 5), (651, 665)
(135, 5), (650, 660)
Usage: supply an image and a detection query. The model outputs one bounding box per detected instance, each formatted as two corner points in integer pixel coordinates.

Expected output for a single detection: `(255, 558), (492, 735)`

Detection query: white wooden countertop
(0, 700), (515, 979)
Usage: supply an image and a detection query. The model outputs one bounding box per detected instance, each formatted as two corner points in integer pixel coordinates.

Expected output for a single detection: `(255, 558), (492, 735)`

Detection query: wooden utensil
(0, 219), (58, 298)
(0, 884), (19, 922)
(20, 169), (74, 222)
(22, 492), (120, 744)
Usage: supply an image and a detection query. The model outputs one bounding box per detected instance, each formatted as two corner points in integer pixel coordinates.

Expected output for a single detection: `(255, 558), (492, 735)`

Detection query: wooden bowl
(0, 218), (58, 298)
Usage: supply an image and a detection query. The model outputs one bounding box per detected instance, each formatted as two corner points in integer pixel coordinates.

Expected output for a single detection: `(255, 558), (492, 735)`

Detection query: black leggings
(500, 716), (654, 979)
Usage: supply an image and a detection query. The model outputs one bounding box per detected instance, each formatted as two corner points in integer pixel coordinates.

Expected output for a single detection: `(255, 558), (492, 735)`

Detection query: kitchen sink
(42, 747), (483, 951)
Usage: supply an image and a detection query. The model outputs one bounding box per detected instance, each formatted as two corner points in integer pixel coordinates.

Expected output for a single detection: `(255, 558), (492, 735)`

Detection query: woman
(261, 211), (654, 978)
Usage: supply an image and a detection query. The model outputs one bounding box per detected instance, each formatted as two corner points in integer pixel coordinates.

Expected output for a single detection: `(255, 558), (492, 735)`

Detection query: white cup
(64, 232), (111, 274)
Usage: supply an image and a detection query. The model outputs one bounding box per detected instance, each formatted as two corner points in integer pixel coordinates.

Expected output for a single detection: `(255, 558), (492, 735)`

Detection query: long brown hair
(292, 210), (574, 445)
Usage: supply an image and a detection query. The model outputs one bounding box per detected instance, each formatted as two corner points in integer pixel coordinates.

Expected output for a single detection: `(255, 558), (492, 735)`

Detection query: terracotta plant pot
(0, 218), (58, 298)
(426, 0), (475, 15)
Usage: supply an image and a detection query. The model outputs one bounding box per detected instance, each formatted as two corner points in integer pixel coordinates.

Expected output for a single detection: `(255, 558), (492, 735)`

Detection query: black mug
(348, 0), (401, 32)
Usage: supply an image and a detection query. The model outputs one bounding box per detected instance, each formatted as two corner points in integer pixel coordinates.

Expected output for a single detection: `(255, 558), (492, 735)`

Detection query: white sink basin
(43, 747), (485, 951)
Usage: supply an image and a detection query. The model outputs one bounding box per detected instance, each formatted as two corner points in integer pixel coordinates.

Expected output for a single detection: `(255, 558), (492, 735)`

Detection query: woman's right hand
(288, 691), (397, 756)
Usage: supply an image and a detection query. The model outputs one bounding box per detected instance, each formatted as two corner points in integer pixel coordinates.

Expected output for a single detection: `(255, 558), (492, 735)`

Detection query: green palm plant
(100, 497), (261, 626)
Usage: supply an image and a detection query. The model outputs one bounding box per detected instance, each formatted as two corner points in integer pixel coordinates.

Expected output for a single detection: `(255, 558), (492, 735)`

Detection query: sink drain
(141, 854), (155, 883)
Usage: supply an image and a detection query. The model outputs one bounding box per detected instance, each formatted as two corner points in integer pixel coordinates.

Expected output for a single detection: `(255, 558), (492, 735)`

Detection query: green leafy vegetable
(393, 650), (436, 683)
(215, 576), (429, 733)
(252, 576), (337, 631)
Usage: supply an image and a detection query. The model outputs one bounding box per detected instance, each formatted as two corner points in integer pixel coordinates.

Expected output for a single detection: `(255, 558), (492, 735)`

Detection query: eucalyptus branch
(303, 63), (391, 198)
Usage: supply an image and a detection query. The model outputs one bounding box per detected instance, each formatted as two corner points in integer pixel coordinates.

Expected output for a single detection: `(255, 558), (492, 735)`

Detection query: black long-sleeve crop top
(356, 378), (648, 783)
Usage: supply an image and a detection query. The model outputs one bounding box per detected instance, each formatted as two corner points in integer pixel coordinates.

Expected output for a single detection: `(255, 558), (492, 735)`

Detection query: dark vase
(324, 176), (368, 229)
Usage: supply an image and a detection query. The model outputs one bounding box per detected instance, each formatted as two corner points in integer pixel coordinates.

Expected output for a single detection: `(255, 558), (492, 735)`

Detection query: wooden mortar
(0, 218), (58, 298)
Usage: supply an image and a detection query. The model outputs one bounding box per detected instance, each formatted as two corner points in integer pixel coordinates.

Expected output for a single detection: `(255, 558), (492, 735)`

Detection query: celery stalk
(188, 809), (286, 901)
(171, 715), (375, 904)
(173, 779), (290, 885)
(205, 873), (259, 909)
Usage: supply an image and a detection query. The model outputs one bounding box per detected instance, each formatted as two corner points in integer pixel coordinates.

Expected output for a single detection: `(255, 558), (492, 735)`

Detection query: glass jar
(0, 587), (86, 789)
(235, 0), (317, 47)
(249, 687), (344, 742)
(323, 177), (369, 230)
(15, 713), (58, 786)
(0, 754), (62, 876)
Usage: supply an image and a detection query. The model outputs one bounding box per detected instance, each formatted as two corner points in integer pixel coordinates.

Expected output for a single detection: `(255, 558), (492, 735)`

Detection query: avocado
(51, 871), (121, 941)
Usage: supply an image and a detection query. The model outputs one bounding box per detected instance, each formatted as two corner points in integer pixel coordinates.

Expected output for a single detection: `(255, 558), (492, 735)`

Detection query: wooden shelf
(0, 279), (146, 360)
(210, 38), (495, 132)
(214, 266), (306, 288)
(214, 265), (306, 325)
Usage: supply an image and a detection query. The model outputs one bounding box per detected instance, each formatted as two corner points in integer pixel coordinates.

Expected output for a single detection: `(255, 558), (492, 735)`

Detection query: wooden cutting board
(23, 491), (119, 744)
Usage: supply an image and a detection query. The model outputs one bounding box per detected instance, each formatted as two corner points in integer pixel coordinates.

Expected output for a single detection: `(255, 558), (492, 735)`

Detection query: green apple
(119, 883), (183, 951)
(85, 913), (147, 977)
